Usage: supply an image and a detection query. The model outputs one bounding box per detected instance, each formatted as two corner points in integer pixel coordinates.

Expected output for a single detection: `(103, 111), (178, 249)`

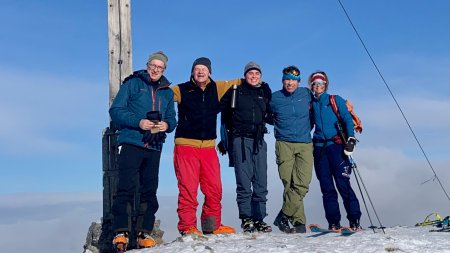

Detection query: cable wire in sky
(336, 0), (450, 203)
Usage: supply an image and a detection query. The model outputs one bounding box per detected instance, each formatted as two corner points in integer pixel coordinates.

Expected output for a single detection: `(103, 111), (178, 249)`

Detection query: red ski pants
(173, 145), (223, 231)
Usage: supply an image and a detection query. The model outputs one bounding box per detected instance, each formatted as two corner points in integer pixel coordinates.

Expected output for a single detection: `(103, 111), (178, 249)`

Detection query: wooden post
(108, 0), (132, 106)
(99, 1), (132, 252)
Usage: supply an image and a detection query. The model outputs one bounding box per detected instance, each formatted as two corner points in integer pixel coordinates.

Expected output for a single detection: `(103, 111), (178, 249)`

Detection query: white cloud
(0, 192), (101, 253)
(0, 192), (101, 208)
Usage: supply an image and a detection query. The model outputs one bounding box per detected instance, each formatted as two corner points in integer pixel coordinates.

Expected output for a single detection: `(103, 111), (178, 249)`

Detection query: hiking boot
(180, 226), (203, 236)
(241, 218), (255, 233)
(112, 232), (128, 252)
(349, 220), (362, 231)
(328, 223), (342, 231)
(137, 232), (156, 248)
(273, 210), (291, 233)
(212, 224), (236, 234)
(254, 220), (272, 233)
(290, 222), (306, 233)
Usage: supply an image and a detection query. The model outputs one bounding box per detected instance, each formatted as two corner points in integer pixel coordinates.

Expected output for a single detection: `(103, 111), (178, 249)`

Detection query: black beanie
(191, 57), (212, 74)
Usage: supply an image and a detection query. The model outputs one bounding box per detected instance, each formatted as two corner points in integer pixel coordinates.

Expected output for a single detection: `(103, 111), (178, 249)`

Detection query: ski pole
(349, 155), (386, 233)
(348, 156), (376, 233)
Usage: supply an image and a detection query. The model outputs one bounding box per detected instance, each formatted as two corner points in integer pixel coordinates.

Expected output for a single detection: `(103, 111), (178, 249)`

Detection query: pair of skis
(307, 224), (358, 236)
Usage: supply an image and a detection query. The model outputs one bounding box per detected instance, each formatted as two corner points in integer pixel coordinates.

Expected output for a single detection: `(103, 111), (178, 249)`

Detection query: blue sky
(0, 1), (449, 252)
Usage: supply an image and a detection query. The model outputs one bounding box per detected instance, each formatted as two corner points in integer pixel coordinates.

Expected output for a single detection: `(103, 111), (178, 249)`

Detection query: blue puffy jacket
(109, 70), (177, 151)
(269, 87), (312, 143)
(311, 92), (354, 147)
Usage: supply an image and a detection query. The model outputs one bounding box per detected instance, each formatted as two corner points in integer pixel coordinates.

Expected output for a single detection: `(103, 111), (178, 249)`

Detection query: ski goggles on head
(282, 67), (301, 81)
(283, 68), (299, 76)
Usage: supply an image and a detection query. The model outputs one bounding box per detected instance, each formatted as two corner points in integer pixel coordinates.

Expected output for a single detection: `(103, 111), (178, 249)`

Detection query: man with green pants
(268, 65), (313, 233)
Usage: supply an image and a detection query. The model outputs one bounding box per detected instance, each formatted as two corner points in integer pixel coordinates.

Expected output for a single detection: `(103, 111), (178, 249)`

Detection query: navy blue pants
(232, 137), (268, 221)
(313, 144), (361, 226)
(112, 144), (161, 234)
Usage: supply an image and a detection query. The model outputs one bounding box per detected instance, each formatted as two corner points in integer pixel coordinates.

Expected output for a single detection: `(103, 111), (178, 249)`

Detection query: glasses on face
(148, 64), (165, 72)
(312, 81), (326, 87)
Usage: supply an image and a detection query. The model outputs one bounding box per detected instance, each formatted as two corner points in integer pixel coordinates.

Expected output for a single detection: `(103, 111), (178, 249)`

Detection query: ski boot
(179, 227), (203, 236)
(273, 210), (291, 233)
(290, 222), (306, 233)
(137, 232), (156, 248)
(349, 219), (362, 232)
(241, 218), (255, 233)
(112, 232), (128, 252)
(254, 220), (272, 233)
(328, 222), (342, 232)
(212, 224), (236, 234)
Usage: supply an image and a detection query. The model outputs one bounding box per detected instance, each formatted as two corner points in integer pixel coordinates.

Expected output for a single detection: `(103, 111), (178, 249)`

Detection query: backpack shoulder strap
(331, 95), (363, 134)
(329, 95), (341, 120)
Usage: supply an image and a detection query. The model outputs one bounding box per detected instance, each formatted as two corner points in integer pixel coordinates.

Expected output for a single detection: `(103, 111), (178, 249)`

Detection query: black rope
(337, 0), (450, 203)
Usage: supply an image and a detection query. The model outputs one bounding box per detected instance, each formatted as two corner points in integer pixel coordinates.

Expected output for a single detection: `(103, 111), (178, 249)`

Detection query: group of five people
(108, 51), (362, 250)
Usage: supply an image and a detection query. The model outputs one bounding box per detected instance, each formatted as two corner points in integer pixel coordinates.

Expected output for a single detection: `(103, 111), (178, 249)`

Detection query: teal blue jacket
(311, 92), (354, 147)
(109, 70), (176, 151)
(269, 87), (313, 143)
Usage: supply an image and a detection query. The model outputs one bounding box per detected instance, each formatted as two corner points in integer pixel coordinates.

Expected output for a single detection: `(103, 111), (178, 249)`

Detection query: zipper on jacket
(151, 83), (170, 112)
(318, 99), (328, 141)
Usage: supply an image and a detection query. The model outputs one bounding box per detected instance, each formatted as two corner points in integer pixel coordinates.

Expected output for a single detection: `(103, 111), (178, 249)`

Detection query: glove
(344, 137), (357, 156)
(217, 141), (227, 155)
(142, 131), (166, 146)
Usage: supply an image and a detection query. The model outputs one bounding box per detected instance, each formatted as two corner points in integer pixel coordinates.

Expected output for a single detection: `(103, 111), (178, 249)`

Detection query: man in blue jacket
(268, 66), (313, 233)
(309, 70), (361, 231)
(109, 51), (177, 251)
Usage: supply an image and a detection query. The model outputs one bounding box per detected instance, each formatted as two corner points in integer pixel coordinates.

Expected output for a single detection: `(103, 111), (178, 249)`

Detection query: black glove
(142, 111), (165, 146)
(217, 141), (227, 155)
(344, 137), (357, 156)
(142, 131), (166, 146)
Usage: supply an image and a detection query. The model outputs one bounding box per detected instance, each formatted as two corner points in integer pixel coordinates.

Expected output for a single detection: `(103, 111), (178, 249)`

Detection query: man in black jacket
(220, 61), (272, 233)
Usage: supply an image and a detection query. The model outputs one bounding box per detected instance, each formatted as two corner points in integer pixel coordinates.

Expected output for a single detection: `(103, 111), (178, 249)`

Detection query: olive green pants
(275, 141), (313, 225)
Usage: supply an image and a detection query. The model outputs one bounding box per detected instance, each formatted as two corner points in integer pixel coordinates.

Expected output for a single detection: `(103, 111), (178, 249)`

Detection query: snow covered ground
(88, 226), (450, 253)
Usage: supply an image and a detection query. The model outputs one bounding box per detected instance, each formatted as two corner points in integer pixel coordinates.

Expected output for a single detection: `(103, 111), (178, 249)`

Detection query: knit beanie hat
(191, 57), (212, 74)
(310, 73), (326, 83)
(148, 51), (168, 66)
(308, 71), (329, 91)
(244, 61), (262, 75)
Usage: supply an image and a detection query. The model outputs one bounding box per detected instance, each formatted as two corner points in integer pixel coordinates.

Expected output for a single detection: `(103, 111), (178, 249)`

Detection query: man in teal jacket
(109, 51), (176, 250)
(268, 66), (313, 234)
